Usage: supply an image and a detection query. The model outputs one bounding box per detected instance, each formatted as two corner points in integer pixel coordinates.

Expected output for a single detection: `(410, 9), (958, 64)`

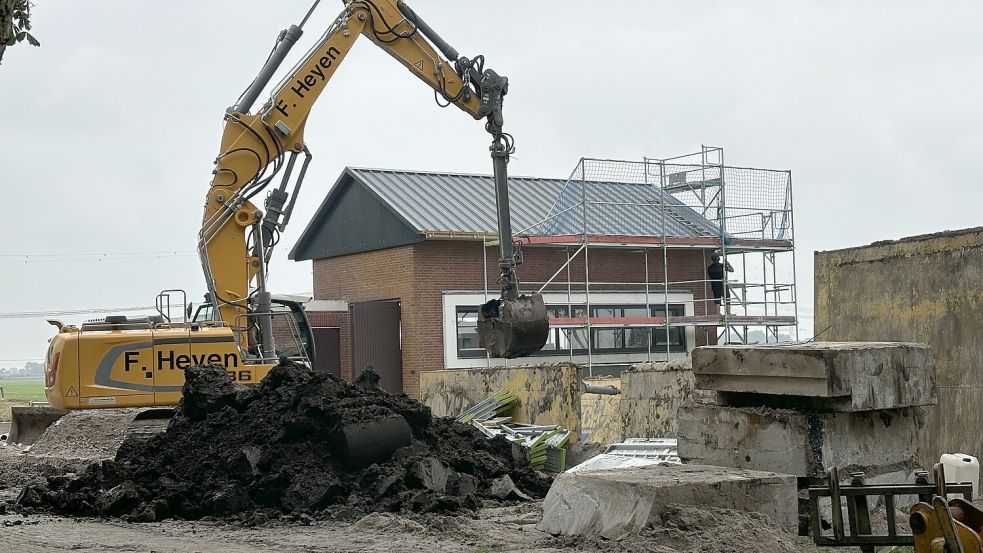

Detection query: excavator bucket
(331, 415), (412, 470)
(7, 405), (68, 446)
(477, 293), (550, 358)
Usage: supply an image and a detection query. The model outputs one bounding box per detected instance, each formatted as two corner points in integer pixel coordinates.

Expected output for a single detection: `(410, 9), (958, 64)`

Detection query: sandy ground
(2, 507), (553, 553)
(1, 503), (824, 553)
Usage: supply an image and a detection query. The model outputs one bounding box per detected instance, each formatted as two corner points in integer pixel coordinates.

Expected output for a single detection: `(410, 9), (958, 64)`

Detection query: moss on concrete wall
(419, 363), (582, 434)
(580, 378), (622, 444)
(815, 227), (983, 464)
(421, 362), (711, 446)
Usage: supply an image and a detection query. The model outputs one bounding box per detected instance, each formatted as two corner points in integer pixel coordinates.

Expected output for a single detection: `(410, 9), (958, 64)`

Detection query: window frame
(454, 302), (688, 359)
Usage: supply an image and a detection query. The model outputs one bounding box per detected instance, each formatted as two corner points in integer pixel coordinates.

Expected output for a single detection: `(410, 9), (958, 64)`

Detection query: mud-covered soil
(0, 446), (86, 504)
(0, 502), (820, 553)
(16, 361), (550, 522)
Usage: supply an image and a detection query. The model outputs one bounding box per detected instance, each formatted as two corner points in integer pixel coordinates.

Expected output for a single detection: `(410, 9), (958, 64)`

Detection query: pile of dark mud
(16, 361), (550, 523)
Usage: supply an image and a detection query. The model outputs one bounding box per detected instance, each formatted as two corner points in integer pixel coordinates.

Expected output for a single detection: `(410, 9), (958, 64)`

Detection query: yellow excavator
(13, 0), (548, 445)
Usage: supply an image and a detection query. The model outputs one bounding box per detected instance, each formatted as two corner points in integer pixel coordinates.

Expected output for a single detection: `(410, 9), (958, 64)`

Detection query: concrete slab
(537, 463), (797, 539)
(677, 403), (921, 478)
(580, 362), (715, 444)
(692, 342), (936, 411)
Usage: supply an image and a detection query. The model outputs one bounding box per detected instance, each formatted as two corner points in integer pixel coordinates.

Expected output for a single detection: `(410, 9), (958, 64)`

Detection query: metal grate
(809, 466), (974, 551)
(566, 438), (681, 473)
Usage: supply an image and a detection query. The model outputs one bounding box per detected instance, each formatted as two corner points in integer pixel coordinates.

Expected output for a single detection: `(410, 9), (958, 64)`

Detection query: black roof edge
(288, 168), (358, 261)
(289, 167), (427, 261)
(343, 168), (427, 238)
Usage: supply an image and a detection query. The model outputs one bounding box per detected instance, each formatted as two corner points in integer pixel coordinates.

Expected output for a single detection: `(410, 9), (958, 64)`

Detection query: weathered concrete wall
(579, 363), (712, 444)
(421, 361), (711, 445)
(815, 227), (983, 463)
(419, 364), (582, 434)
(580, 378), (621, 444)
(678, 404), (921, 478)
(619, 362), (713, 439)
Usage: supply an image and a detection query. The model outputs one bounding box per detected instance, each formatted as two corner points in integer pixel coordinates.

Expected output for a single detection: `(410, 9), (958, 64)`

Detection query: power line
(0, 251), (191, 256)
(0, 251), (196, 264)
(0, 306), (159, 320)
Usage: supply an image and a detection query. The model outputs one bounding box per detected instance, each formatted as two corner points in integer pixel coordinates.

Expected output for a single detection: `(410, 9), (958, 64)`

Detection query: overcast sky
(1, 1), (981, 363)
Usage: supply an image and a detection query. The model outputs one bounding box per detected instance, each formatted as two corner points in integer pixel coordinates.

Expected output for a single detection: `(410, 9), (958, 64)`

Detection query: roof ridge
(348, 167), (679, 187)
(347, 166), (557, 181)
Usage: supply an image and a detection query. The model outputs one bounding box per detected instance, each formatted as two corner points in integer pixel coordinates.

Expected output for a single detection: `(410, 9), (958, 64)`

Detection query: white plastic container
(941, 453), (980, 497)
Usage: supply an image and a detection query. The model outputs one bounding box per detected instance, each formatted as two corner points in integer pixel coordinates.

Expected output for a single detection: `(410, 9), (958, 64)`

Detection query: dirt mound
(16, 361), (550, 522)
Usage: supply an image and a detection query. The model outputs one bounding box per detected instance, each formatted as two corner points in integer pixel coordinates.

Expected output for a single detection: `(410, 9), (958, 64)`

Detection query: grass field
(0, 377), (46, 422)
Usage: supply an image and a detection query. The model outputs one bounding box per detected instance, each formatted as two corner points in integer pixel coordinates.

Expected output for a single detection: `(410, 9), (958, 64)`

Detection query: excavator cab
(191, 295), (316, 365)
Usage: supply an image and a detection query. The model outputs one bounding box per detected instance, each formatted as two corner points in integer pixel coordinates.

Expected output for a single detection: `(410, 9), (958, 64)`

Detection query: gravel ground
(0, 502), (820, 553)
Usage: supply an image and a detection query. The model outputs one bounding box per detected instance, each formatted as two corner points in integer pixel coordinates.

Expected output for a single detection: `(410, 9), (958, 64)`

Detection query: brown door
(351, 300), (402, 394)
(311, 327), (341, 377)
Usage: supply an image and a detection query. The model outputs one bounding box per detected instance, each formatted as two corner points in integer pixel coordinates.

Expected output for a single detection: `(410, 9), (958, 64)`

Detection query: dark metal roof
(290, 167), (723, 261)
(346, 168), (564, 236)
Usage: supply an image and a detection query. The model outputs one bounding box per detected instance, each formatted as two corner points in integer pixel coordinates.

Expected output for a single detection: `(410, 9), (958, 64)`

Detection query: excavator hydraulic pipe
(395, 0), (459, 62)
(490, 139), (517, 301)
(234, 24), (304, 114)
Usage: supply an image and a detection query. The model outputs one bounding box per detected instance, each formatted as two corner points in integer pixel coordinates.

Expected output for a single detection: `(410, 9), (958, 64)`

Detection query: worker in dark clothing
(707, 253), (734, 315)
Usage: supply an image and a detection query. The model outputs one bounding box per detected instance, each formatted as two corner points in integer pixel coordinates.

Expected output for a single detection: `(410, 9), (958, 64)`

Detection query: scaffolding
(497, 146), (798, 375)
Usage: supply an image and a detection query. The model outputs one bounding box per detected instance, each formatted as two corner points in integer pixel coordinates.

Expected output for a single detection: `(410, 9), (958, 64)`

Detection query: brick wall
(312, 240), (717, 398)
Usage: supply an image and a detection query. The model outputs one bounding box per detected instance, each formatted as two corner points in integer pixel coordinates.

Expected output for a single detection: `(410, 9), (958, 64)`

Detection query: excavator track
(120, 408), (173, 450)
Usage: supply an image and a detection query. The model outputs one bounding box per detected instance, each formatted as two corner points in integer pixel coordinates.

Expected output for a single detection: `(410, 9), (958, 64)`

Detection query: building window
(456, 307), (484, 357)
(455, 303), (687, 359)
(586, 304), (686, 353)
(542, 305), (571, 352)
(651, 304), (687, 350)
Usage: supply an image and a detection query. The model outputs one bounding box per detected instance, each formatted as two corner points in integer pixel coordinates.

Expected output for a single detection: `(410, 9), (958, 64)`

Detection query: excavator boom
(201, 0), (548, 359)
(32, 1), (548, 441)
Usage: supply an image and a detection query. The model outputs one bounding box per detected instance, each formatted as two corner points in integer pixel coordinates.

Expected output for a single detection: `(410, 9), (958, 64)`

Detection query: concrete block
(692, 342), (936, 411)
(677, 403), (921, 478)
(537, 464), (797, 539)
(580, 362), (716, 444)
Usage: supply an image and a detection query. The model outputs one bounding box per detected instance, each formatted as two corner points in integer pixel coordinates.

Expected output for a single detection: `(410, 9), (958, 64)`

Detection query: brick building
(289, 166), (794, 398)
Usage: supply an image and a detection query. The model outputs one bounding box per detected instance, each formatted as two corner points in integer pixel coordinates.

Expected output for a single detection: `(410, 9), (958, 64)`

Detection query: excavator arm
(200, 0), (547, 361)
